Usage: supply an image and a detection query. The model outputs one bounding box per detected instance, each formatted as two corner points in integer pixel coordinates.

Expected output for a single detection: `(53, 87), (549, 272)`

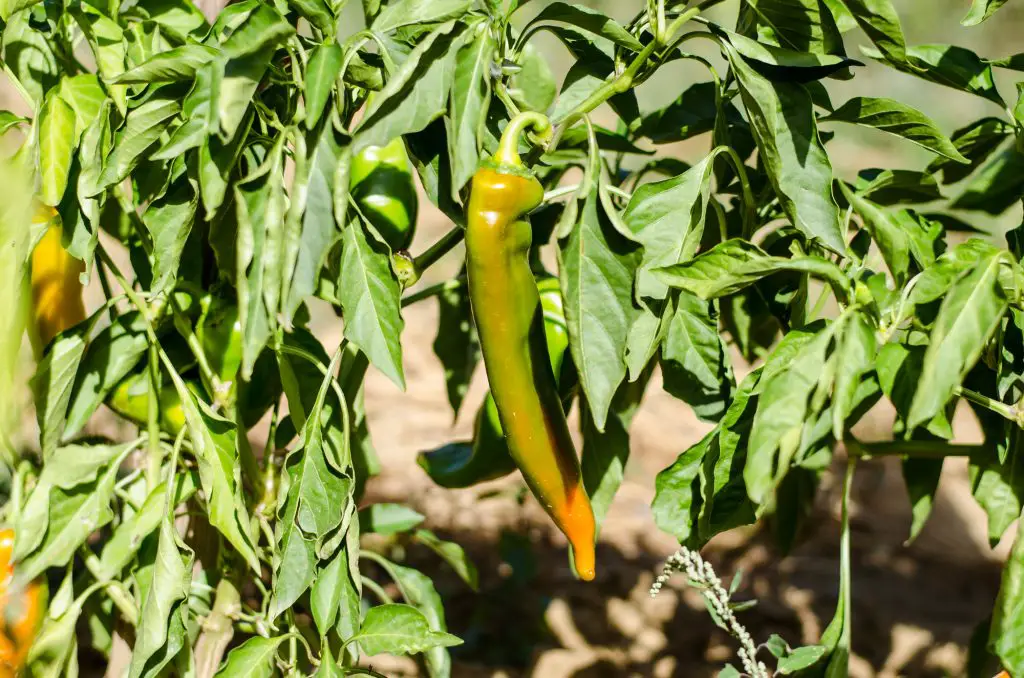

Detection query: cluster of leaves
(3, 0), (1024, 675)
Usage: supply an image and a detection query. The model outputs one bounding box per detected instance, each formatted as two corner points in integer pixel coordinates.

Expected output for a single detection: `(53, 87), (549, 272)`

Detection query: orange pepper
(0, 529), (44, 675)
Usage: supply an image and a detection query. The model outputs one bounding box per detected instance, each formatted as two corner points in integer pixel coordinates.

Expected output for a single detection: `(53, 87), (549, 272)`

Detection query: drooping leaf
(338, 220), (406, 389)
(517, 2), (643, 53)
(360, 503), (425, 535)
(822, 96), (968, 163)
(558, 187), (641, 431)
(962, 0), (1010, 25)
(861, 43), (1004, 106)
(447, 27), (494, 199)
(31, 331), (85, 461)
(907, 249), (1009, 430)
(723, 41), (844, 252)
(38, 92), (77, 207)
(349, 604), (461, 657)
(304, 42), (344, 130)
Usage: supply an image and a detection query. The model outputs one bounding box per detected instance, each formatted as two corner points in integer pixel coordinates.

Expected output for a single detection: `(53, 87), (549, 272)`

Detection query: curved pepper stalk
(465, 112), (597, 581)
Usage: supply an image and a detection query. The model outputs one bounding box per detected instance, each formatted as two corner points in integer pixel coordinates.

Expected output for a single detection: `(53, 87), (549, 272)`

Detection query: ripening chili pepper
(418, 276), (574, 487)
(30, 208), (85, 350)
(0, 528), (45, 675)
(350, 138), (418, 251)
(197, 296), (243, 391)
(107, 371), (190, 435)
(465, 112), (596, 581)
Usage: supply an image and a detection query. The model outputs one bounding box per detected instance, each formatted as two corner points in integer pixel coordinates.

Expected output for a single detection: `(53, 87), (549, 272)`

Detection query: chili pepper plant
(1, 0), (1024, 675)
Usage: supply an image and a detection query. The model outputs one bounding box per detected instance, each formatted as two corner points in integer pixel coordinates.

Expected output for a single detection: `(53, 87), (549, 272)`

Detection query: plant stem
(955, 386), (1017, 423)
(850, 440), (985, 459)
(401, 278), (465, 307)
(413, 226), (465, 274)
(146, 344), (163, 492)
(548, 6), (701, 146)
(82, 552), (139, 625)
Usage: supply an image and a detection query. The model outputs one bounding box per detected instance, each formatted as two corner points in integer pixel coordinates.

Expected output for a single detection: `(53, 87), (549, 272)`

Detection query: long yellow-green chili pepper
(466, 112), (596, 581)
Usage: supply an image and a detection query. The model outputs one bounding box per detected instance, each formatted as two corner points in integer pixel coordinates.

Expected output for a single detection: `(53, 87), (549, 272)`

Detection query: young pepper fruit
(418, 276), (575, 487)
(30, 208), (85, 350)
(0, 528), (45, 675)
(350, 138), (418, 251)
(465, 112), (597, 581)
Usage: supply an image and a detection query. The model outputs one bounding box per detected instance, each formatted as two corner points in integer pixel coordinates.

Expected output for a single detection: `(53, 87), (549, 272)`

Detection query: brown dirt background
(5, 0), (1024, 675)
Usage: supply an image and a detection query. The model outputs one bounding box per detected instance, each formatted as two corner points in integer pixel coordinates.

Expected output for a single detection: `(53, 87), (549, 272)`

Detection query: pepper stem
(495, 111), (552, 167)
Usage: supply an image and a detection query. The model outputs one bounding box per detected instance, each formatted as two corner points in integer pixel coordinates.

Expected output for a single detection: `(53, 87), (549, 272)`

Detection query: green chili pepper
(350, 138), (418, 251)
(107, 371), (192, 435)
(418, 277), (574, 487)
(463, 112), (596, 581)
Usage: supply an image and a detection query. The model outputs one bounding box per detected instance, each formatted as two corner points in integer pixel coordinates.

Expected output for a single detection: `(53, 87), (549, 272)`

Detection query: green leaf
(952, 147), (1024, 216)
(287, 122), (345, 317)
(519, 2), (643, 53)
(835, 0), (907, 63)
(432, 274), (478, 416)
(289, 0), (336, 36)
(651, 432), (711, 544)
(371, 0), (473, 33)
(414, 529), (479, 591)
(93, 97), (181, 195)
(839, 183), (910, 283)
(111, 43), (220, 83)
(558, 187), (641, 432)
(72, 4), (128, 114)
(661, 292), (732, 422)
(970, 430), (1024, 546)
(311, 544), (361, 636)
(143, 179), (197, 297)
(962, 0), (1010, 25)
(304, 42), (343, 130)
(0, 110), (27, 135)
(907, 249), (1009, 430)
(31, 331), (85, 461)
(991, 509), (1024, 673)
(64, 312), (149, 439)
(653, 239), (848, 302)
(903, 457), (943, 543)
(172, 384), (261, 571)
(746, 323), (837, 504)
(354, 21), (465, 153)
(271, 347), (352, 619)
(348, 604), (462, 657)
(0, 0), (42, 22)
(213, 636), (286, 678)
(508, 42), (556, 113)
(57, 75), (106, 141)
(217, 48), (274, 141)
(14, 442), (130, 564)
(448, 27), (494, 200)
(854, 168), (943, 204)
(338, 220), (405, 388)
(778, 645), (828, 673)
(125, 0), (208, 43)
(95, 473), (199, 581)
(861, 43), (1004, 106)
(722, 41), (844, 252)
(360, 503), (425, 535)
(582, 375), (646, 531)
(928, 117), (1013, 184)
(38, 92), (77, 207)
(1, 8), (59, 108)
(714, 23), (858, 80)
(128, 518), (194, 678)
(15, 448), (126, 582)
(235, 142), (286, 377)
(371, 558), (454, 676)
(636, 82), (725, 144)
(623, 154), (718, 302)
(831, 312), (876, 439)
(821, 96), (968, 163)
(220, 3), (294, 58)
